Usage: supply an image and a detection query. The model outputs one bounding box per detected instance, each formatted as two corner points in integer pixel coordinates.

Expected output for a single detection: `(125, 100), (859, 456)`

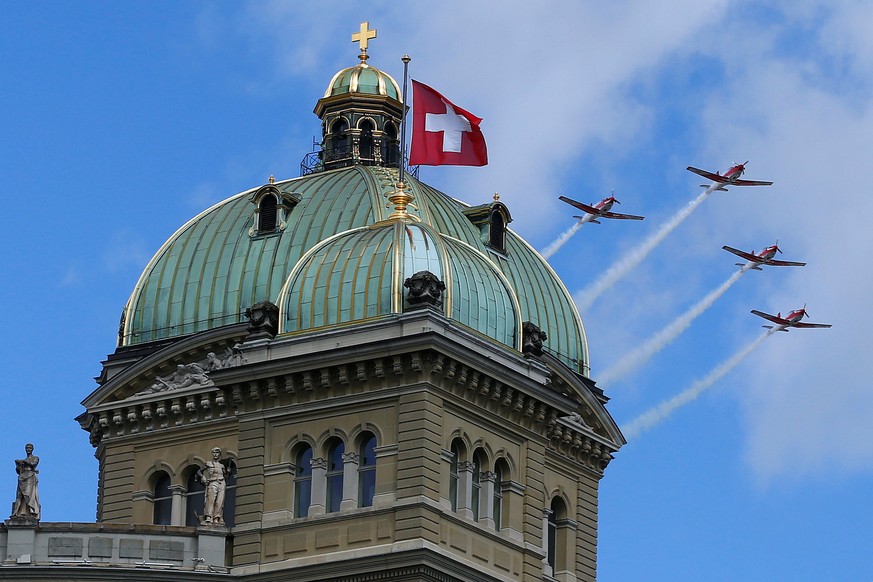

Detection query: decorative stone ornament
(135, 349), (240, 396)
(245, 301), (280, 339)
(403, 271), (446, 308)
(522, 321), (548, 357)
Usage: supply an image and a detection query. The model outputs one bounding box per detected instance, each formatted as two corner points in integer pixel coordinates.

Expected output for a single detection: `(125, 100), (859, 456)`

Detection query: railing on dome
(300, 144), (419, 179)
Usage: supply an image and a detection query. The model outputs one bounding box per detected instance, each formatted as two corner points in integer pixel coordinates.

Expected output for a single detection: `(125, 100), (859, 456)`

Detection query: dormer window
(489, 209), (506, 252)
(258, 193), (278, 233)
(462, 201), (512, 254)
(250, 185), (301, 237)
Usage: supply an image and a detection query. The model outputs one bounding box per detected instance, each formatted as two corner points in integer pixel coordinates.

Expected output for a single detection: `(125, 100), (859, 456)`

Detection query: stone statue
(197, 448), (228, 525)
(11, 443), (40, 521)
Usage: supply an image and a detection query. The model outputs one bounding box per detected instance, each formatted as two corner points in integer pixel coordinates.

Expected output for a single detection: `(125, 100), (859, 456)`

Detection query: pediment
(83, 324), (249, 410)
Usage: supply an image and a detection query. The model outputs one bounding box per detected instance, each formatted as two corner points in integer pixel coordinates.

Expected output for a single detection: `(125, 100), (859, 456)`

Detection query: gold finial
(352, 22), (377, 62)
(493, 192), (500, 201)
(268, 175), (275, 184)
(387, 181), (416, 220)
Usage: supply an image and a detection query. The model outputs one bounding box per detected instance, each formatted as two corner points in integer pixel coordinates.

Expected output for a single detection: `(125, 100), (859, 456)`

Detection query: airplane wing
(559, 196), (598, 215)
(792, 322), (832, 329)
(686, 166), (729, 183)
(751, 309), (788, 325)
(599, 210), (644, 221)
(732, 178), (774, 186)
(767, 259), (807, 267)
(722, 245), (761, 262)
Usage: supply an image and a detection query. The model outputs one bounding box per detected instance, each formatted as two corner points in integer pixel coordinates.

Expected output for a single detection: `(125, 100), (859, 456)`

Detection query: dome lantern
(313, 22), (403, 172)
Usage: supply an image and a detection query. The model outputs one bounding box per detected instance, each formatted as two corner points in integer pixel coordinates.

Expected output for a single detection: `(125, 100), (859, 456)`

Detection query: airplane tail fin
(589, 218), (601, 224)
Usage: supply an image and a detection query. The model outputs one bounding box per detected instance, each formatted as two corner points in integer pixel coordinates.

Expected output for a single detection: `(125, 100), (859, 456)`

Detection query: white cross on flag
(409, 80), (488, 167)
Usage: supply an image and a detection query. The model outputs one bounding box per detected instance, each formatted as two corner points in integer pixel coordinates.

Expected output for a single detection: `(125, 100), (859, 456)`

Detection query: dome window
(462, 200), (512, 254)
(489, 209), (506, 252)
(383, 122), (400, 167)
(258, 194), (278, 233)
(358, 119), (375, 164)
(250, 185), (300, 237)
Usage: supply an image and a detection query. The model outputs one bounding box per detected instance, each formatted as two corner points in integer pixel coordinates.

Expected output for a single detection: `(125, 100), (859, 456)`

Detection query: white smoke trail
(574, 186), (715, 311)
(541, 215), (592, 259)
(621, 330), (776, 440)
(597, 266), (751, 385)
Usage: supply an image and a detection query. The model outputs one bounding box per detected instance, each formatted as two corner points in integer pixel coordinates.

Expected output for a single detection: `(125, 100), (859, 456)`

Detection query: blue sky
(3, 2), (873, 579)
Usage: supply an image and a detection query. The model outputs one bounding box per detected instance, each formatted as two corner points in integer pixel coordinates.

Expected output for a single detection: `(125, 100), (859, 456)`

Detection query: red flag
(409, 80), (488, 166)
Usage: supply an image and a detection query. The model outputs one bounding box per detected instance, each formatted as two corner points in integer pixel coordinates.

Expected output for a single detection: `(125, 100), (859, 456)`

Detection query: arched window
(330, 118), (349, 158)
(359, 120), (375, 162)
(547, 497), (568, 575)
(294, 445), (313, 518)
(185, 466), (206, 525)
(185, 468), (205, 526)
(326, 440), (345, 513)
(152, 472), (172, 525)
(489, 209), (506, 251)
(449, 440), (462, 511)
(383, 122), (399, 167)
(358, 433), (377, 508)
(471, 450), (484, 520)
(493, 461), (506, 530)
(257, 194), (278, 233)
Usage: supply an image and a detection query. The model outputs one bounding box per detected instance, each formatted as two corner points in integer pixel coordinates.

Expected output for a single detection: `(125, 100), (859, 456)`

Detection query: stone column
(542, 507), (554, 577)
(478, 471), (497, 528)
(169, 485), (187, 526)
(308, 457), (327, 516)
(457, 461), (475, 520)
(340, 452), (360, 511)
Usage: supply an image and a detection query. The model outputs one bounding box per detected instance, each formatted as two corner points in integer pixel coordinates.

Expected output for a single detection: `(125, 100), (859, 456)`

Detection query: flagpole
(398, 54), (411, 185)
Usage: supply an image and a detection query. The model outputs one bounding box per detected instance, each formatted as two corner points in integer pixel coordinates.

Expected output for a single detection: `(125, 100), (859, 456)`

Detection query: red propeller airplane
(751, 305), (832, 331)
(558, 194), (644, 224)
(687, 161), (773, 191)
(723, 242), (807, 270)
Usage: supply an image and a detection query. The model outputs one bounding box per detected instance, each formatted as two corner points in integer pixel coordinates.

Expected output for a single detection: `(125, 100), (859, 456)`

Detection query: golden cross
(352, 22), (377, 58)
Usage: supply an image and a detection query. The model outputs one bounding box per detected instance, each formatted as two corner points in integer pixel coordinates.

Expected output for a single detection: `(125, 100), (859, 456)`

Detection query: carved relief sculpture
(404, 270), (446, 308)
(136, 349), (240, 396)
(522, 321), (548, 357)
(11, 443), (40, 522)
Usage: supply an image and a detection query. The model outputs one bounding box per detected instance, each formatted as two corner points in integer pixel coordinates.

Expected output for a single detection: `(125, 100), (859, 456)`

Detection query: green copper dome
(324, 62), (401, 101)
(281, 221), (518, 348)
(123, 165), (590, 375)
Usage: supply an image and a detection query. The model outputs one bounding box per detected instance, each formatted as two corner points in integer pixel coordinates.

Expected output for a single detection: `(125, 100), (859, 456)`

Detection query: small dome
(280, 221), (519, 349)
(324, 63), (401, 101)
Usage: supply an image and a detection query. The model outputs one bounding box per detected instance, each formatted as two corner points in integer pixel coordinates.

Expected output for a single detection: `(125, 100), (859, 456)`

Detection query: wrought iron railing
(300, 145), (419, 179)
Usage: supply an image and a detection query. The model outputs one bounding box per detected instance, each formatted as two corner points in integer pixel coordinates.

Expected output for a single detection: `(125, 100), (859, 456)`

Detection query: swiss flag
(409, 80), (488, 166)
